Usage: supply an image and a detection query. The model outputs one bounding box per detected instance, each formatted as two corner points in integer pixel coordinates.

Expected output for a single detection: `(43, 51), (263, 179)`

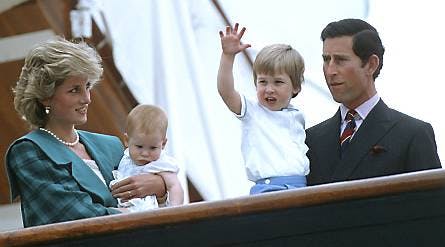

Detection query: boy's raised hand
(219, 23), (251, 55)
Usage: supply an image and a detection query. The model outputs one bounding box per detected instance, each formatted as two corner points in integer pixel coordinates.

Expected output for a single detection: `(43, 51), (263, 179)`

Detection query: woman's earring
(45, 106), (50, 114)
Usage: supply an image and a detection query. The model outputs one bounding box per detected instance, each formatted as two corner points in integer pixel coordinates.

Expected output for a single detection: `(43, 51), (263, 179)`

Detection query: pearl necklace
(39, 128), (79, 147)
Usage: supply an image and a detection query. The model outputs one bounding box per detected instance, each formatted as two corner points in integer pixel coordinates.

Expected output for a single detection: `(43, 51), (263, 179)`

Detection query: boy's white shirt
(236, 94), (310, 182)
(110, 149), (179, 211)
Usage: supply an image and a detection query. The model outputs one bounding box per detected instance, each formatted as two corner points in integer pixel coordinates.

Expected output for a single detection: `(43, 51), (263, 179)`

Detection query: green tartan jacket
(5, 129), (124, 227)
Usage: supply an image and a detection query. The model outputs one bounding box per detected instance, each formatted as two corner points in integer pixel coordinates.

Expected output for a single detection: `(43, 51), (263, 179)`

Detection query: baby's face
(127, 132), (166, 165)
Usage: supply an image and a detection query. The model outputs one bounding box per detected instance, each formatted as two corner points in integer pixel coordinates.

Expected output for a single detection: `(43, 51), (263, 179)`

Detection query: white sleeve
(235, 94), (249, 119)
(142, 153), (179, 173)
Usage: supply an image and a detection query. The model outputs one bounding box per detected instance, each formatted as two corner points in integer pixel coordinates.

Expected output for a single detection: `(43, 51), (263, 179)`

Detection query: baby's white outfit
(110, 148), (179, 212)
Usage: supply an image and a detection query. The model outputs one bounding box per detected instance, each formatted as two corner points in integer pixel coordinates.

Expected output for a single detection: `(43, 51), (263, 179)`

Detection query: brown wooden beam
(0, 0), (49, 36)
(36, 0), (75, 37)
(1, 168), (444, 246)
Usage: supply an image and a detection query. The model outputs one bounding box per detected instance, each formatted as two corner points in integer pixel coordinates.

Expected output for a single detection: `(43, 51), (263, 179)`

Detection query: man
(306, 19), (441, 185)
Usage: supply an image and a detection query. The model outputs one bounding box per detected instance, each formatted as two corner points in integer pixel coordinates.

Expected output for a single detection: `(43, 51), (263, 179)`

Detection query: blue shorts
(250, 175), (307, 195)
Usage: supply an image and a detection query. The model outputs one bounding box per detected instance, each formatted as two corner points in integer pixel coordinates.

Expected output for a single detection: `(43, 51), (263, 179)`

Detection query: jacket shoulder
(78, 130), (122, 146)
(78, 130), (124, 161)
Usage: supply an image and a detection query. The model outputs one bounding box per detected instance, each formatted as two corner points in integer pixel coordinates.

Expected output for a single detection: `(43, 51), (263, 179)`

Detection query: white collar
(340, 94), (380, 121)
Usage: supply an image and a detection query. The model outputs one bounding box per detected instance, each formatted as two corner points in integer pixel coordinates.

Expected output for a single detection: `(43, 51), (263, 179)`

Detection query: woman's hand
(111, 173), (166, 201)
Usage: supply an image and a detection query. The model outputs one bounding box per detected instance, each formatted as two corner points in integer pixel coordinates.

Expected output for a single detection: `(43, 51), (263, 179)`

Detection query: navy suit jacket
(306, 99), (441, 185)
(5, 129), (124, 227)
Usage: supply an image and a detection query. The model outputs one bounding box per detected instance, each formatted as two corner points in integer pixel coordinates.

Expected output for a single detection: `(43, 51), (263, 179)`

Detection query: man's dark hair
(321, 19), (385, 79)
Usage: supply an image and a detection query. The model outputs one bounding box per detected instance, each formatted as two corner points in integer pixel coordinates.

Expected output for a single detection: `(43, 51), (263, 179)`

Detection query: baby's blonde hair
(253, 44), (305, 98)
(126, 104), (168, 138)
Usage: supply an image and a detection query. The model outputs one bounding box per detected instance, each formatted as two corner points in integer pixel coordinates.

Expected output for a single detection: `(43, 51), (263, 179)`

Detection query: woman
(6, 37), (166, 227)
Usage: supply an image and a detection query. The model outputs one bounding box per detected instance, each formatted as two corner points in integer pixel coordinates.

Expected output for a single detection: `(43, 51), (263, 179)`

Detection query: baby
(111, 104), (184, 211)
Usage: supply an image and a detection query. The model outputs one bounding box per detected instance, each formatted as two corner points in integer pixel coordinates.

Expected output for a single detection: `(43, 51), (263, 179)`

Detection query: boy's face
(126, 132), (167, 166)
(255, 72), (299, 111)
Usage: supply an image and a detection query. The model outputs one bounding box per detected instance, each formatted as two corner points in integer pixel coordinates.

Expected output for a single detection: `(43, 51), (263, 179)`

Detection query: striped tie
(340, 109), (357, 156)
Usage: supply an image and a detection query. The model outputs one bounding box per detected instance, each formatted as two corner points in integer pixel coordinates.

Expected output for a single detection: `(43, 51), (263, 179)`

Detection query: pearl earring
(45, 106), (50, 114)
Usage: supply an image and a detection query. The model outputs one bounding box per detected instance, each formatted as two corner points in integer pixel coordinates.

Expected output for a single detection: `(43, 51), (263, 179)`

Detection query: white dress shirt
(340, 93), (380, 138)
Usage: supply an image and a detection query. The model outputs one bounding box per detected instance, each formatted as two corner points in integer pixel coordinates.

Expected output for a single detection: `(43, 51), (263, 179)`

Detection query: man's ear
(123, 133), (129, 148)
(366, 54), (379, 77)
(162, 138), (168, 149)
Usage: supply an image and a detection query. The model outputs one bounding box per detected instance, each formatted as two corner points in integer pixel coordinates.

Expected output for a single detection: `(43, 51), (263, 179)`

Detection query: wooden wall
(0, 0), (137, 204)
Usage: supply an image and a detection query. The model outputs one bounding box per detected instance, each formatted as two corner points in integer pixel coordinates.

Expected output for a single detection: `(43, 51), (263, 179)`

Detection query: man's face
(322, 36), (376, 109)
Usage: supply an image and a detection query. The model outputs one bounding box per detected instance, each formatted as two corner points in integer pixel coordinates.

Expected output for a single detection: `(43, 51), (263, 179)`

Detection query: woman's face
(44, 76), (92, 128)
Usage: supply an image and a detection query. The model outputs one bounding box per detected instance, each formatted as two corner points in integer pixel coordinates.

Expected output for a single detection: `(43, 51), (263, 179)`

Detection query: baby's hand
(219, 23), (251, 55)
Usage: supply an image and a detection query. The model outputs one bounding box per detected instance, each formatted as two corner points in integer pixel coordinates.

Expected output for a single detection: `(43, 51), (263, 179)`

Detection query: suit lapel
(79, 131), (114, 185)
(25, 130), (114, 205)
(315, 110), (343, 176)
(331, 100), (395, 181)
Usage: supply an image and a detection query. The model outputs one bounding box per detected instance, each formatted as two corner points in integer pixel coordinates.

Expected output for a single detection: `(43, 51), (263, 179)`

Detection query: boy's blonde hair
(253, 44), (304, 98)
(126, 104), (168, 138)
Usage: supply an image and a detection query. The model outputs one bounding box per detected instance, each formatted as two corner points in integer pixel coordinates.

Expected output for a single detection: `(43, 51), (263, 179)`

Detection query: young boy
(111, 104), (184, 211)
(217, 23), (309, 195)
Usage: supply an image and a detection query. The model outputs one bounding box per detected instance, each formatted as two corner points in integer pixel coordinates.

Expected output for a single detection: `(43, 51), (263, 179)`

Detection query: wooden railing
(1, 168), (445, 246)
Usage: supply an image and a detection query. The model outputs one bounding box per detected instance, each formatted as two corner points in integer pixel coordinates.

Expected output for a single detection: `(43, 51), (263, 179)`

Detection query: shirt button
(265, 179), (270, 184)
